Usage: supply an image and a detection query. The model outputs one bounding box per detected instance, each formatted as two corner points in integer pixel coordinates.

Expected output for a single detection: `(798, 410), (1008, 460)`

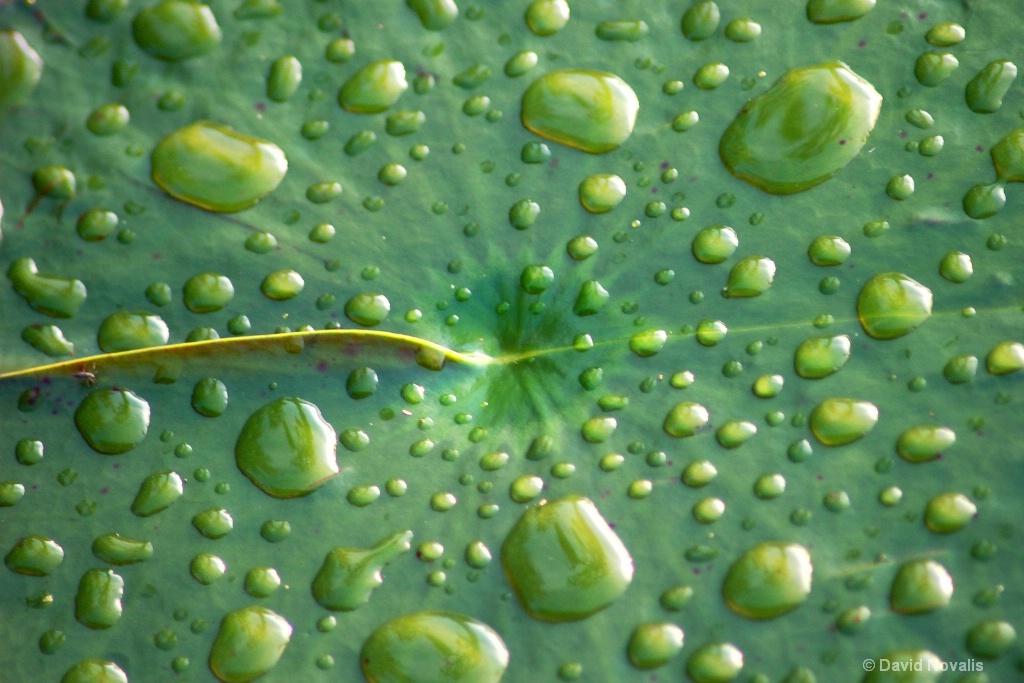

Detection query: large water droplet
(0, 30), (43, 106)
(7, 257), (87, 318)
(521, 70), (639, 154)
(75, 569), (124, 629)
(132, 1), (222, 62)
(235, 397), (339, 498)
(60, 660), (128, 683)
(719, 61), (881, 194)
(311, 530), (412, 611)
(74, 388), (151, 455)
(890, 559), (953, 614)
(339, 60), (408, 113)
(151, 121), (287, 213)
(965, 60), (1017, 113)
(502, 495), (633, 622)
(806, 0), (875, 23)
(794, 335), (851, 379)
(360, 611), (509, 683)
(5, 535), (64, 576)
(722, 542), (813, 619)
(856, 273), (933, 340)
(809, 398), (878, 446)
(208, 606), (292, 683)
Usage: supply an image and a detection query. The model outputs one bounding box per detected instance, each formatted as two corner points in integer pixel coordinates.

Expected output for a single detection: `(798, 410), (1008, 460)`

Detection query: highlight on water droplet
(686, 642), (744, 683)
(521, 69), (639, 154)
(896, 425), (955, 463)
(502, 495), (633, 622)
(75, 569), (124, 629)
(664, 401), (710, 437)
(719, 61), (881, 194)
(74, 388), (151, 455)
(92, 534), (153, 565)
(132, 0), (222, 62)
(339, 60), (408, 113)
(806, 0), (875, 24)
(722, 542), (813, 619)
(890, 559), (953, 614)
(311, 530), (412, 611)
(809, 398), (878, 446)
(794, 334), (851, 379)
(579, 174), (627, 213)
(525, 0), (569, 36)
(60, 660), (128, 683)
(407, 0), (459, 30)
(856, 272), (933, 340)
(235, 397), (340, 498)
(5, 535), (64, 576)
(208, 606), (292, 683)
(627, 622), (684, 670)
(360, 611), (509, 683)
(151, 121), (287, 213)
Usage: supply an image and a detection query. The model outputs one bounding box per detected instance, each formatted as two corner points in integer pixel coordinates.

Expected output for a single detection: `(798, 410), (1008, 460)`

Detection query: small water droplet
(890, 559), (953, 614)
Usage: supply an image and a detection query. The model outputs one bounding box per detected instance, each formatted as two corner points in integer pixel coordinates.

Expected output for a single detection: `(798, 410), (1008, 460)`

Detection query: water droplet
(716, 420), (757, 449)
(856, 272), (932, 339)
(596, 19), (649, 42)
(723, 542), (812, 619)
(752, 374), (784, 398)
(720, 61), (881, 194)
(190, 553), (226, 585)
(578, 174), (626, 213)
(505, 50), (538, 78)
(692, 225), (738, 264)
(725, 18), (761, 42)
(132, 1), (222, 62)
(809, 398), (878, 446)
(915, 51), (959, 87)
(235, 397), (339, 498)
(886, 173), (915, 200)
(75, 388), (150, 455)
(694, 62), (729, 89)
(808, 236), (851, 266)
(345, 292), (391, 326)
(76, 208), (119, 242)
(966, 620), (1017, 659)
(753, 474), (786, 499)
(942, 354), (977, 384)
(693, 497), (726, 523)
(938, 251), (972, 283)
(681, 1), (720, 40)
(985, 340), (1024, 374)
(14, 437), (43, 466)
(339, 60), (407, 113)
(0, 482), (25, 507)
(510, 475), (544, 503)
(5, 535), (63, 576)
(323, 38), (354, 64)
(361, 611), (509, 682)
(963, 182), (1006, 219)
(0, 30), (42, 106)
(924, 492), (976, 534)
(686, 642), (744, 683)
(896, 425), (955, 462)
(890, 559), (953, 614)
(311, 529), (412, 610)
(863, 650), (942, 682)
(926, 21), (965, 46)
(193, 508), (234, 539)
(664, 401), (710, 437)
(630, 329), (668, 357)
(132, 470), (183, 516)
(525, 0), (569, 36)
(208, 606), (292, 683)
(806, 0), (875, 23)
(724, 256), (775, 298)
(60, 660), (128, 683)
(38, 629), (65, 655)
(86, 102), (130, 136)
(628, 622), (684, 670)
(502, 495), (633, 621)
(407, 0), (459, 30)
(573, 280), (609, 316)
(966, 62), (1018, 115)
(521, 70), (639, 154)
(682, 460), (717, 487)
(75, 568), (123, 629)
(794, 335), (851, 379)
(7, 257), (87, 319)
(92, 534), (153, 565)
(265, 55), (302, 102)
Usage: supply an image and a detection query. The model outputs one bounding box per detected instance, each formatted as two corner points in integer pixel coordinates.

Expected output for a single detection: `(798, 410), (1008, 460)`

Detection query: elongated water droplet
(723, 542), (813, 619)
(809, 398), (878, 446)
(151, 121), (287, 213)
(7, 258), (86, 319)
(75, 569), (124, 629)
(0, 30), (42, 106)
(521, 70), (639, 154)
(896, 425), (955, 463)
(75, 388), (150, 455)
(596, 20), (649, 42)
(132, 0), (222, 62)
(719, 61), (881, 194)
(806, 0), (875, 24)
(311, 530), (412, 611)
(132, 470), (183, 517)
(208, 606), (292, 683)
(502, 495), (633, 622)
(966, 60), (1017, 113)
(5, 535), (64, 576)
(266, 55), (301, 102)
(856, 272), (932, 340)
(92, 534), (153, 565)
(361, 611), (509, 683)
(60, 660), (128, 683)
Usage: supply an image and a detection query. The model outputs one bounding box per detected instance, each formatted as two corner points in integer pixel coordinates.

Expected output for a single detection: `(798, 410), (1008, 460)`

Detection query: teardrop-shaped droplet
(856, 272), (933, 340)
(208, 606), (292, 683)
(794, 335), (851, 379)
(75, 569), (124, 629)
(890, 559), (953, 614)
(722, 542), (813, 619)
(809, 398), (878, 446)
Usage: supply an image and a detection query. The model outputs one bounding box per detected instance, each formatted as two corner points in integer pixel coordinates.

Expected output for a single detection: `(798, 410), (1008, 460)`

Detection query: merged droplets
(7, 257), (87, 318)
(501, 495), (633, 622)
(856, 273), (933, 340)
(151, 121), (288, 213)
(311, 530), (412, 611)
(360, 611), (509, 683)
(75, 569), (124, 629)
(521, 70), (639, 154)
(208, 606), (292, 683)
(722, 542), (813, 620)
(234, 397), (340, 498)
(719, 61), (881, 194)
(74, 388), (150, 455)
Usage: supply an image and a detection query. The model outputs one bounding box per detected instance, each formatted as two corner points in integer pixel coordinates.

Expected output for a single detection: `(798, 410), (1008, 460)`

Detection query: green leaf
(1, 2), (1022, 682)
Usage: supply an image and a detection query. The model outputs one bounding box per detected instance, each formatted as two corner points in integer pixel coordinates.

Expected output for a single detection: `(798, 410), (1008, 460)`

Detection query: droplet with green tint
(521, 70), (639, 154)
(939, 251), (972, 282)
(345, 293), (391, 326)
(681, 1), (720, 40)
(208, 606), (292, 683)
(896, 425), (955, 463)
(573, 280), (609, 317)
(724, 256), (776, 298)
(719, 61), (881, 194)
(92, 534), (153, 565)
(183, 273), (234, 313)
(926, 22), (965, 46)
(806, 0), (875, 24)
(694, 62), (729, 90)
(97, 311), (168, 352)
(235, 397), (339, 498)
(886, 173), (914, 200)
(521, 264), (554, 294)
(75, 569), (123, 629)
(794, 335), (851, 379)
(502, 495), (633, 622)
(725, 18), (760, 42)
(7, 257), (87, 319)
(752, 374), (784, 398)
(15, 438), (43, 466)
(890, 559), (953, 614)
(692, 225), (738, 264)
(856, 272), (933, 340)
(346, 367), (379, 400)
(360, 611), (509, 683)
(686, 643), (744, 683)
(525, 0), (569, 36)
(985, 340), (1024, 375)
(723, 542), (812, 619)
(924, 492), (976, 533)
(74, 388), (150, 455)
(966, 620), (1017, 659)
(60, 660), (128, 683)
(192, 378), (229, 417)
(716, 420), (757, 449)
(0, 30), (43, 106)
(915, 51), (959, 87)
(664, 402), (710, 437)
(33, 165), (76, 199)
(630, 329), (667, 357)
(862, 651), (942, 683)
(86, 103), (130, 136)
(76, 209), (119, 241)
(132, 470), (183, 517)
(339, 60), (407, 113)
(266, 55), (301, 102)
(809, 398), (878, 446)
(682, 460), (717, 487)
(963, 182), (1006, 220)
(407, 0), (459, 30)
(244, 567), (281, 598)
(581, 416), (616, 443)
(132, 1), (222, 62)
(579, 174), (626, 213)
(693, 497), (725, 523)
(21, 324), (74, 357)
(261, 269), (304, 301)
(190, 553), (226, 585)
(808, 236), (851, 266)
(965, 60), (1017, 113)
(505, 50), (538, 78)
(596, 20), (649, 42)
(151, 121), (287, 213)
(193, 508), (233, 539)
(312, 530), (412, 611)
(5, 535), (63, 576)
(628, 622), (684, 670)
